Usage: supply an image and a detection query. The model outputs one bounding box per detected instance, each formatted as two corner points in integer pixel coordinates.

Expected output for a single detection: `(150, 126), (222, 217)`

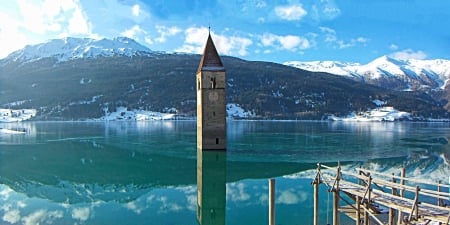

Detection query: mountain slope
(285, 56), (450, 91)
(0, 37), (448, 120)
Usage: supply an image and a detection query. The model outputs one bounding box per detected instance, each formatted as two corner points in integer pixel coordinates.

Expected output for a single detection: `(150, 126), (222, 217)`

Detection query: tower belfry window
(211, 77), (216, 89)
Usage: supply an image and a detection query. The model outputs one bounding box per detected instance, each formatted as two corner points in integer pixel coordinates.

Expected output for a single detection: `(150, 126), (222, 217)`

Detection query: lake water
(0, 121), (449, 225)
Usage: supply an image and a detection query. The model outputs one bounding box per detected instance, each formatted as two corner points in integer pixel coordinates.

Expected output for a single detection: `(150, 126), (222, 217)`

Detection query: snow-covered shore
(328, 100), (417, 122)
(0, 109), (37, 122)
(97, 107), (176, 121)
(96, 104), (255, 121)
(1, 103), (448, 122)
(329, 106), (411, 122)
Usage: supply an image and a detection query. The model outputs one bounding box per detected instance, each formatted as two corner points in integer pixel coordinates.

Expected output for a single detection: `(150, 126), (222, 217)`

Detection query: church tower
(196, 32), (226, 151)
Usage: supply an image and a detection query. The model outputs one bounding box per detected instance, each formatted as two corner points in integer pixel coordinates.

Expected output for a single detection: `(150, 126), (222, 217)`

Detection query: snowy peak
(3, 37), (153, 63)
(284, 60), (359, 76)
(285, 56), (450, 90)
(356, 56), (407, 79)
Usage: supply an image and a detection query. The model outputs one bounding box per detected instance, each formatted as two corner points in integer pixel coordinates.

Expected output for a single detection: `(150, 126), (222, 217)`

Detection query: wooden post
(397, 167), (405, 225)
(269, 178), (275, 225)
(364, 175), (371, 225)
(415, 186), (419, 220)
(389, 173), (396, 225)
(356, 196), (361, 225)
(333, 162), (341, 225)
(333, 185), (340, 225)
(313, 164), (321, 225)
(408, 185), (420, 222)
(437, 180), (442, 207)
(358, 166), (363, 186)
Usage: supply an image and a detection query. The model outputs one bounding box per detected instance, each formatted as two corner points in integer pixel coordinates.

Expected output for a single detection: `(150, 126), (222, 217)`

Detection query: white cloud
(17, 0), (58, 34)
(72, 207), (90, 221)
(0, 184), (13, 200)
(83, 0), (149, 25)
(132, 4), (141, 17)
(390, 49), (427, 60)
(337, 37), (369, 49)
(176, 27), (208, 54)
(21, 210), (63, 225)
(176, 27), (253, 56)
(256, 1), (267, 8)
(186, 195), (197, 211)
(323, 6), (340, 17)
(17, 0), (92, 35)
(144, 37), (154, 45)
(121, 25), (148, 40)
(226, 183), (250, 202)
(22, 210), (46, 225)
(274, 4), (308, 21)
(154, 25), (182, 43)
(125, 201), (146, 214)
(319, 26), (369, 49)
(277, 190), (299, 204)
(215, 35), (253, 56)
(389, 44), (399, 50)
(321, 0), (341, 19)
(319, 26), (337, 42)
(280, 35), (310, 50)
(260, 33), (311, 52)
(311, 0), (341, 21)
(355, 37), (369, 43)
(155, 196), (183, 214)
(2, 209), (21, 224)
(68, 3), (91, 35)
(0, 0), (95, 58)
(120, 25), (159, 46)
(276, 189), (308, 205)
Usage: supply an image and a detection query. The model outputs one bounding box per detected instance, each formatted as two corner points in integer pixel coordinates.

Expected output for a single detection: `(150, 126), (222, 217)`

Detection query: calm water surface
(0, 121), (449, 225)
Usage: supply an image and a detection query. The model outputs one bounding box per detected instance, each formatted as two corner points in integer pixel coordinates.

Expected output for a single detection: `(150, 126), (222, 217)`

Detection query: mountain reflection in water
(0, 121), (448, 224)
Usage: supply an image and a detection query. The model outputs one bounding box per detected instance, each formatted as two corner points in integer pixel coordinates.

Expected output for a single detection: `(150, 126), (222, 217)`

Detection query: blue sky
(0, 0), (449, 64)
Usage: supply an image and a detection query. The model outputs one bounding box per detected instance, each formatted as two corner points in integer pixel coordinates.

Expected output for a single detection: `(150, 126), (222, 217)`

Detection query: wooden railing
(313, 163), (450, 225)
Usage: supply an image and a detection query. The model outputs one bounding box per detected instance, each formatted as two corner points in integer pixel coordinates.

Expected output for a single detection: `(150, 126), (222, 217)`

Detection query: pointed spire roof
(197, 33), (225, 73)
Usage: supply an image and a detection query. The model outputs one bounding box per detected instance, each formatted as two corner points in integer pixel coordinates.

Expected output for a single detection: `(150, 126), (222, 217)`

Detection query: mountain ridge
(2, 37), (153, 64)
(285, 56), (450, 91)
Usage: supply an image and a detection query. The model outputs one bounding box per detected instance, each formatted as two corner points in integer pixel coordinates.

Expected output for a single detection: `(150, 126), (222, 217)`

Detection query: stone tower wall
(197, 70), (226, 150)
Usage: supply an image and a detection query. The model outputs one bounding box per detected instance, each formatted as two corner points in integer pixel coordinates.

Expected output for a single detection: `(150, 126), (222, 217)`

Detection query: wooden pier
(313, 163), (450, 225)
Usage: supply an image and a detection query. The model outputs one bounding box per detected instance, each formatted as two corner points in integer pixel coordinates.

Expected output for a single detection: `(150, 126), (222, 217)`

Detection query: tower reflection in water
(197, 151), (226, 225)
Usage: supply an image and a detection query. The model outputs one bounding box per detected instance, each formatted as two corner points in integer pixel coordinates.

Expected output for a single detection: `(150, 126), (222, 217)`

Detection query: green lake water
(0, 121), (449, 225)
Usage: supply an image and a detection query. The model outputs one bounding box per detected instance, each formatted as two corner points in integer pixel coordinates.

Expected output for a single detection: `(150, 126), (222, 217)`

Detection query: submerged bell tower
(196, 32), (226, 151)
(196, 31), (227, 225)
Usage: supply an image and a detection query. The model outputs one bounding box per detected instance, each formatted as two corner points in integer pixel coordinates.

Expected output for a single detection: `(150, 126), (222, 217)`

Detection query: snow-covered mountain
(2, 37), (153, 64)
(285, 56), (450, 91)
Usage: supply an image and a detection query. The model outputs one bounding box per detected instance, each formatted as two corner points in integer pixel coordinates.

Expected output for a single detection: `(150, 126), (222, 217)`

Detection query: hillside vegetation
(0, 54), (447, 120)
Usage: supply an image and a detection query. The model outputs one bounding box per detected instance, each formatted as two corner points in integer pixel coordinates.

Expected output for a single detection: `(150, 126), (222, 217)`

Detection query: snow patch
(372, 99), (386, 107)
(80, 78), (92, 84)
(227, 103), (255, 118)
(2, 100), (31, 107)
(69, 95), (103, 106)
